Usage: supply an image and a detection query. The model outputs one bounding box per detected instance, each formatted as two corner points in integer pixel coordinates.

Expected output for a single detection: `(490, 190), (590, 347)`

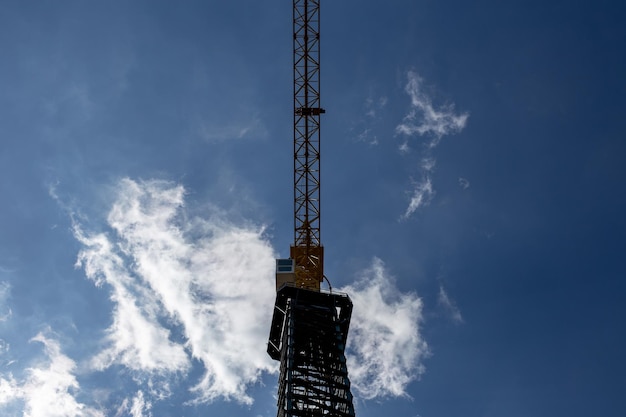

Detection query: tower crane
(268, 1), (356, 416)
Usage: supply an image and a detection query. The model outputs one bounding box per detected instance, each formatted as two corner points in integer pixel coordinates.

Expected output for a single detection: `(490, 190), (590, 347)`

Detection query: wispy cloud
(0, 282), (11, 322)
(66, 178), (428, 408)
(198, 115), (267, 142)
(404, 173), (434, 220)
(396, 71), (468, 218)
(438, 285), (463, 324)
(113, 391), (151, 417)
(74, 178), (278, 405)
(365, 95), (388, 119)
(352, 93), (388, 145)
(113, 392), (152, 417)
(396, 71), (468, 146)
(341, 258), (428, 399)
(458, 177), (470, 190)
(74, 217), (192, 375)
(0, 331), (104, 417)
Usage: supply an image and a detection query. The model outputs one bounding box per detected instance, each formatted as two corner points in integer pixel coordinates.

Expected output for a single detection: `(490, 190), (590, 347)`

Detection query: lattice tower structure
(269, 287), (356, 417)
(291, 0), (325, 291)
(268, 1), (356, 416)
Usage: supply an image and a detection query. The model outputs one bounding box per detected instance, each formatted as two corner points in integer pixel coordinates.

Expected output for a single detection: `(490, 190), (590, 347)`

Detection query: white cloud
(400, 157), (438, 218)
(112, 391), (151, 417)
(0, 282), (11, 322)
(0, 282), (11, 370)
(0, 332), (104, 417)
(438, 285), (463, 324)
(113, 399), (128, 417)
(396, 71), (468, 145)
(130, 391), (151, 417)
(353, 94), (387, 145)
(0, 340), (9, 356)
(421, 157), (436, 173)
(74, 227), (190, 374)
(364, 95), (388, 119)
(459, 177), (470, 190)
(356, 127), (379, 146)
(198, 116), (267, 142)
(71, 178), (429, 407)
(74, 178), (277, 405)
(395, 71), (468, 217)
(402, 177), (434, 219)
(0, 281), (9, 300)
(341, 258), (428, 399)
(0, 375), (19, 408)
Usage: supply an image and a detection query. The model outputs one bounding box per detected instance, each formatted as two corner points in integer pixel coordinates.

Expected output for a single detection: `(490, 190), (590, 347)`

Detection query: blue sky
(1, 1), (625, 416)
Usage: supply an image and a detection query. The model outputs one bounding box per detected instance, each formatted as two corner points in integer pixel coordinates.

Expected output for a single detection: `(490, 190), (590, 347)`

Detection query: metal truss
(269, 286), (356, 417)
(292, 0), (325, 289)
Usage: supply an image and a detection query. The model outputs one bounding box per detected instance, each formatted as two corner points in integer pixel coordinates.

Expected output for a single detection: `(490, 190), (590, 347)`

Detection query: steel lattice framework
(269, 286), (356, 417)
(291, 0), (325, 290)
(267, 2), (357, 417)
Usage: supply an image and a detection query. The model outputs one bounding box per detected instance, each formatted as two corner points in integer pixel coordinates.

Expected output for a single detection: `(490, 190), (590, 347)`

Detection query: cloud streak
(396, 71), (468, 146)
(438, 285), (463, 324)
(75, 227), (190, 374)
(405, 173), (434, 220)
(74, 178), (277, 405)
(0, 331), (105, 417)
(341, 258), (428, 399)
(0, 282), (11, 322)
(64, 178), (427, 409)
(396, 71), (468, 218)
(351, 93), (388, 145)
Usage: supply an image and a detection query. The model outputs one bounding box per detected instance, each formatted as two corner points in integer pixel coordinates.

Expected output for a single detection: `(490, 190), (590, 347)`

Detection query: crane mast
(292, 0), (324, 291)
(268, 1), (356, 416)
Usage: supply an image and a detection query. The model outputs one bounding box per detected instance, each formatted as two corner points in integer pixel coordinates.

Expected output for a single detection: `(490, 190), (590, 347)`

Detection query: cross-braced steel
(268, 1), (356, 415)
(292, 0), (325, 290)
(269, 286), (356, 417)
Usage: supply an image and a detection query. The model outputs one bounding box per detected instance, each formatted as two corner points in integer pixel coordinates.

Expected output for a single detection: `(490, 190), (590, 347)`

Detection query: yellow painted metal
(290, 245), (323, 291)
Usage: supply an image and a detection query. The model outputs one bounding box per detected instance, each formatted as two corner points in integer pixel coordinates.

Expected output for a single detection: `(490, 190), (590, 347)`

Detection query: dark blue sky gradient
(0, 1), (625, 416)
